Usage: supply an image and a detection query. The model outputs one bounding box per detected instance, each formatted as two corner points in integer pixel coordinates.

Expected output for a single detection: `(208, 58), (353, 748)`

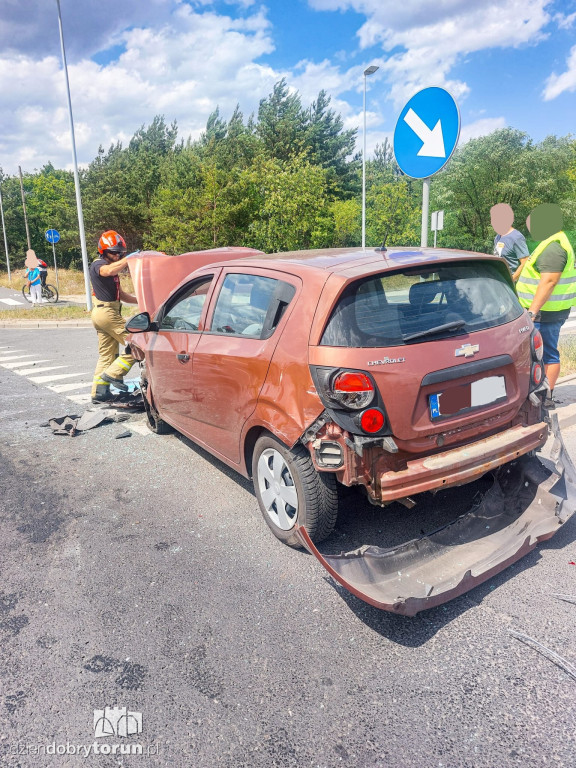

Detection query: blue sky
(0, 0), (574, 174)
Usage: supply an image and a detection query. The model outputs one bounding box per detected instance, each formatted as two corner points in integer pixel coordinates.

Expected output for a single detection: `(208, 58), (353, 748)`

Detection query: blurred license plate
(429, 375), (506, 419)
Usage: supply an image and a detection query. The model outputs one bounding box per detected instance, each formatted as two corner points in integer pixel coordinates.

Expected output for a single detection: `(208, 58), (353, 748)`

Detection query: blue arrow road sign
(45, 228), (60, 244)
(393, 87), (460, 179)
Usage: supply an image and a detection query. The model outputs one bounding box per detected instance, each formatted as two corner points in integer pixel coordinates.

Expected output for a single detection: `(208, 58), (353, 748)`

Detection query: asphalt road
(2, 328), (576, 768)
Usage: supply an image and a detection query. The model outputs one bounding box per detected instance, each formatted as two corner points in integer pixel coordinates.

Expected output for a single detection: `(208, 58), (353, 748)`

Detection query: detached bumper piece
(296, 414), (576, 617)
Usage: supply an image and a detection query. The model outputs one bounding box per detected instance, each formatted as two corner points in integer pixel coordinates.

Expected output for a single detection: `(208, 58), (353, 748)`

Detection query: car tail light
(531, 330), (543, 362)
(332, 371), (375, 410)
(359, 408), (385, 433)
(532, 363), (544, 387)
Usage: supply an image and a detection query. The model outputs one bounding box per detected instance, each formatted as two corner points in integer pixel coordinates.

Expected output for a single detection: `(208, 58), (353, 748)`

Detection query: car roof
(205, 246), (502, 279)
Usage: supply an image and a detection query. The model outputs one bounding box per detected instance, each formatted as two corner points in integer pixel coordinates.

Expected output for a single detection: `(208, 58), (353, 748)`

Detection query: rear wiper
(403, 320), (466, 342)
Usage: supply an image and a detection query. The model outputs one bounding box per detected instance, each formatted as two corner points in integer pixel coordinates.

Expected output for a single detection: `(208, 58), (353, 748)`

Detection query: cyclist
(38, 259), (48, 287)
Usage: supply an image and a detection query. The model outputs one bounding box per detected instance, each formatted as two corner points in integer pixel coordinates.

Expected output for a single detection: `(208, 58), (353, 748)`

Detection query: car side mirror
(125, 312), (157, 333)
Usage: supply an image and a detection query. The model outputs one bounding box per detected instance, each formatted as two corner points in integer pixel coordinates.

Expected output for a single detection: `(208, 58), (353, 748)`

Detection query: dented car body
(126, 246), (576, 615)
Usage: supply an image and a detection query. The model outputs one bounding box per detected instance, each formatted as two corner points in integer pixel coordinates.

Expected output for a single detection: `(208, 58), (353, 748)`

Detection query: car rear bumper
(297, 414), (576, 616)
(378, 421), (548, 501)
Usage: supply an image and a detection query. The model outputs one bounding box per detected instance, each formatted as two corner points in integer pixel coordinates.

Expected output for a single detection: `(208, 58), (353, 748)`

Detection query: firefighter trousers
(91, 301), (135, 397)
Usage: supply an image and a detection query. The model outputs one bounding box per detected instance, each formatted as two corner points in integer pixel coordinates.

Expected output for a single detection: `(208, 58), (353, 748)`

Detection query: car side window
(159, 277), (213, 331)
(209, 274), (295, 339)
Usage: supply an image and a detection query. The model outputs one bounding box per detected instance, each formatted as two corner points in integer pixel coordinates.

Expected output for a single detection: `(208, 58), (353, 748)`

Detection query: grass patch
(0, 304), (136, 321)
(0, 268), (134, 295)
(559, 335), (576, 378)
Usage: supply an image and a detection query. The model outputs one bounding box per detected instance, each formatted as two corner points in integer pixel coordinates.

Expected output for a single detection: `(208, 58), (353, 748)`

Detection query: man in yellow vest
(516, 203), (575, 406)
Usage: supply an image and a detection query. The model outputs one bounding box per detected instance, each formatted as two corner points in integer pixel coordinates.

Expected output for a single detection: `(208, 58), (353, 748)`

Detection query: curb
(0, 321), (93, 329)
(557, 373), (576, 386)
(558, 407), (576, 430)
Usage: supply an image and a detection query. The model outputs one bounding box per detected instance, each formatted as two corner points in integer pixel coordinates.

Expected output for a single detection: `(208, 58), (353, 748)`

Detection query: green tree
(366, 182), (420, 248)
(302, 90), (358, 196)
(256, 79), (307, 161)
(242, 154), (329, 252)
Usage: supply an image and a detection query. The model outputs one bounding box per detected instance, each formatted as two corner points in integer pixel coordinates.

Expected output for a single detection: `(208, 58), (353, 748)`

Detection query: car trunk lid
(127, 247), (264, 316)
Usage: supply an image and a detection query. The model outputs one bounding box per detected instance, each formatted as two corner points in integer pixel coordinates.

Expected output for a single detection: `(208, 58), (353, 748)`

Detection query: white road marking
(28, 372), (89, 383)
(49, 381), (92, 393)
(0, 354), (37, 363)
(67, 393), (92, 404)
(128, 423), (151, 436)
(15, 365), (68, 376)
(1, 359), (51, 369)
(0, 298), (23, 305)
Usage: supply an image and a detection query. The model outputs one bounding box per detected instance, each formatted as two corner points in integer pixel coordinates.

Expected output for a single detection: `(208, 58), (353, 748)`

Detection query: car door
(188, 269), (298, 464)
(148, 274), (217, 434)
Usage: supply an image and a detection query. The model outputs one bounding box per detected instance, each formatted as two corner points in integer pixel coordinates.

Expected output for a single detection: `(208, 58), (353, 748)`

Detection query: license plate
(429, 375), (506, 419)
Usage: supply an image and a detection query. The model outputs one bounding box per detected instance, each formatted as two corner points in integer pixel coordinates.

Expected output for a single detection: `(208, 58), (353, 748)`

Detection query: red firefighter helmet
(98, 230), (127, 256)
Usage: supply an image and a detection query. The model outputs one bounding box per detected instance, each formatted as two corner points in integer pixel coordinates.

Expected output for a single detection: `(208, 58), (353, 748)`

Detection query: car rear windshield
(320, 261), (523, 348)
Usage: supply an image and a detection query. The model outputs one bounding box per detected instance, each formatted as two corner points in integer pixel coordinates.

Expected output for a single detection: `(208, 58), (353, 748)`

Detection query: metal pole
(51, 240), (59, 292)
(420, 177), (430, 248)
(18, 166), (31, 250)
(362, 74), (367, 249)
(55, 0), (92, 311)
(0, 186), (11, 285)
(434, 227), (437, 248)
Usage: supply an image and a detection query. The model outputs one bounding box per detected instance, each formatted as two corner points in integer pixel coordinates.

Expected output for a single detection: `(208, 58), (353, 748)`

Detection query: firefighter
(89, 230), (139, 404)
(516, 204), (576, 405)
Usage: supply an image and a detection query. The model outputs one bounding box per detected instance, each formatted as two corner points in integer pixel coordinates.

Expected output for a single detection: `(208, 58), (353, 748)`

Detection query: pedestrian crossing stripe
(1, 359), (52, 369)
(1, 345), (146, 432)
(15, 365), (67, 376)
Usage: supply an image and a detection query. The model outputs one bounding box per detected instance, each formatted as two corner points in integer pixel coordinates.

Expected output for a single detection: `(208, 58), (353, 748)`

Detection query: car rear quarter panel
(241, 269), (331, 464)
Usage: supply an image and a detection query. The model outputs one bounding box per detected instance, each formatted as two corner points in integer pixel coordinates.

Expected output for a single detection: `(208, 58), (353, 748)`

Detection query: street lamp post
(0, 185), (11, 285)
(55, 0), (92, 311)
(362, 65), (379, 249)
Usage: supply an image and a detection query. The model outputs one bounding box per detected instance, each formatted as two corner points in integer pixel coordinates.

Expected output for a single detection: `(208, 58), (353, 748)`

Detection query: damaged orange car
(126, 246), (576, 615)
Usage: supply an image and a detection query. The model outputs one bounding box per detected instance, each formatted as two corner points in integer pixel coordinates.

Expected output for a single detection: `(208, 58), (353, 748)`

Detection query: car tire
(143, 390), (173, 435)
(252, 434), (338, 547)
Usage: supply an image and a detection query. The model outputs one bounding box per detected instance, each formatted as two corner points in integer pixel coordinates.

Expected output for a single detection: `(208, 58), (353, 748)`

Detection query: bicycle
(22, 282), (59, 304)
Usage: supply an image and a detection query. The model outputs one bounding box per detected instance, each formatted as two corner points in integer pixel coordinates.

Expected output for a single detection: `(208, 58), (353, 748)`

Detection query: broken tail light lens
(531, 330), (543, 362)
(332, 371), (375, 410)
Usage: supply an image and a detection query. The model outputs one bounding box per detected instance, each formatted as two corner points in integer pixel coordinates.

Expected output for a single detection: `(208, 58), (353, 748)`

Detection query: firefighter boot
(92, 383), (112, 404)
(100, 372), (129, 391)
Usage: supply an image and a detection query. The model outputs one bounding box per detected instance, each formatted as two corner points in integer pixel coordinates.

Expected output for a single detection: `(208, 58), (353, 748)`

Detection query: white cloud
(543, 44), (576, 99)
(0, 6), (281, 173)
(460, 116), (507, 143)
(554, 10), (576, 29)
(308, 0), (551, 107)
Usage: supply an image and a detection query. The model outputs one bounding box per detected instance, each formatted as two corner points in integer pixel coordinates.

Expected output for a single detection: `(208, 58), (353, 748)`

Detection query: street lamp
(362, 65), (379, 249)
(55, 0), (92, 311)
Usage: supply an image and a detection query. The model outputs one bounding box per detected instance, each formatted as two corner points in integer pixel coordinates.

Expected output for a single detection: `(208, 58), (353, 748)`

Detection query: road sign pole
(421, 177), (430, 248)
(0, 185), (11, 285)
(51, 240), (59, 292)
(434, 227), (437, 248)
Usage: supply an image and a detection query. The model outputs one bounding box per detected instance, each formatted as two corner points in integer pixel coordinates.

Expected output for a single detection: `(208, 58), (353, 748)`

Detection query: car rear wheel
(252, 435), (338, 547)
(143, 390), (173, 435)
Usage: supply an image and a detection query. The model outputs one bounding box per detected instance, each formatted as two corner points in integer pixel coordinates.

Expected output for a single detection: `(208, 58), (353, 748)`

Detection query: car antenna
(375, 197), (401, 253)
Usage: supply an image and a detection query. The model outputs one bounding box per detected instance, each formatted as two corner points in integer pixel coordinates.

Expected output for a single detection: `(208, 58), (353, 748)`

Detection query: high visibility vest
(517, 231), (576, 311)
